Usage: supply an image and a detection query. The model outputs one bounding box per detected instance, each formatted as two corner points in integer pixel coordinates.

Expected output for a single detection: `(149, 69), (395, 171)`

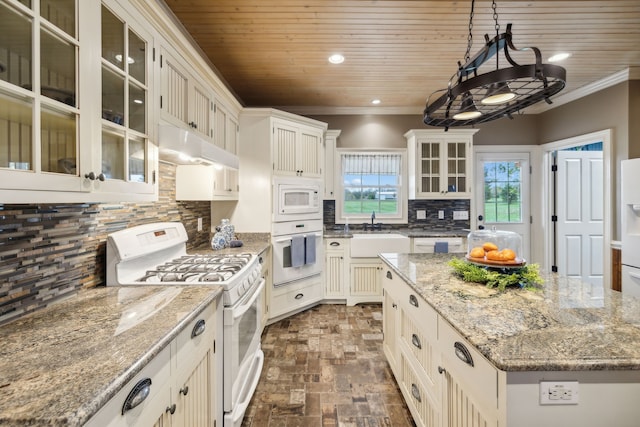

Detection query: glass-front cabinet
(405, 129), (478, 199)
(0, 0), (157, 202)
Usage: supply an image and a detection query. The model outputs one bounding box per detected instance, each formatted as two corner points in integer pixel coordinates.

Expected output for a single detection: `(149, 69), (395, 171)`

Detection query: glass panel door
(475, 152), (531, 261)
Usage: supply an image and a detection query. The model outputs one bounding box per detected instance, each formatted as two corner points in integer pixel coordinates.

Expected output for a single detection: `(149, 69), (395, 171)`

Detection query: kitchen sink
(350, 233), (411, 258)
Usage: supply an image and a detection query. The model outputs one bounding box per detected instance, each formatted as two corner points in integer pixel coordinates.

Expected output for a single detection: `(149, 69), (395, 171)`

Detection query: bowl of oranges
(466, 229), (525, 267)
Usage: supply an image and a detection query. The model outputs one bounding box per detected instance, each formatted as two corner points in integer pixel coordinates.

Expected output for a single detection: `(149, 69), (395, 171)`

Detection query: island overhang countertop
(379, 253), (640, 372)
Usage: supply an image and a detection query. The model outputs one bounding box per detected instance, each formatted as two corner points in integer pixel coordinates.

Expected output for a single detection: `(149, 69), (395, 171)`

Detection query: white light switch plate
(438, 210), (445, 219)
(417, 210), (427, 220)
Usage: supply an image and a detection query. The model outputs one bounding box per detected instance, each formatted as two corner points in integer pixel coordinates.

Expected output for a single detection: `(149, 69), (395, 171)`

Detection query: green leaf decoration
(448, 258), (543, 291)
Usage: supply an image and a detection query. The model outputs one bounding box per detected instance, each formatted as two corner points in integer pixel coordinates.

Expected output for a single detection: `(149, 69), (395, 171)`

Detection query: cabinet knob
(165, 404), (176, 415)
(179, 386), (189, 396)
(438, 366), (446, 375)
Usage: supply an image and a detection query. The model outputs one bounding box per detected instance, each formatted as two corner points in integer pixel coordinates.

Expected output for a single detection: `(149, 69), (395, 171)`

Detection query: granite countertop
(379, 253), (640, 372)
(0, 285), (222, 426)
(191, 232), (270, 255)
(324, 228), (469, 239)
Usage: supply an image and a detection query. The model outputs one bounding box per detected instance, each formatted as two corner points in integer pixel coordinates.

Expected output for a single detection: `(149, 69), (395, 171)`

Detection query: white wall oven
(272, 219), (324, 285)
(106, 222), (264, 427)
(273, 176), (321, 222)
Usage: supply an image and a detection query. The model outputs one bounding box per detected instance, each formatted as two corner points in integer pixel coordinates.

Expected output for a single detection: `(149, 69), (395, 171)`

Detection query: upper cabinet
(405, 129), (478, 199)
(272, 118), (324, 177)
(0, 0), (157, 203)
(214, 100), (239, 155)
(159, 46), (214, 142)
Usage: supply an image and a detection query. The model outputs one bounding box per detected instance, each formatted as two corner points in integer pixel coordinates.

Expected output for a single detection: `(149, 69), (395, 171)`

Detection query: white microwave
(273, 177), (322, 222)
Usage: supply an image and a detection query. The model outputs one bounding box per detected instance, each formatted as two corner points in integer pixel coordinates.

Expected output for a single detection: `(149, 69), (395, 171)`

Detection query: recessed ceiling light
(328, 54), (345, 64)
(371, 99), (381, 105)
(548, 52), (571, 63)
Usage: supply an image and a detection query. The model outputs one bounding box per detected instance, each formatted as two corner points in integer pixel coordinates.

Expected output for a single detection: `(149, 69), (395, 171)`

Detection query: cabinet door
(98, 1), (156, 198)
(297, 126), (322, 177)
(226, 114), (239, 155)
(325, 242), (347, 298)
(0, 0), (85, 197)
(174, 350), (212, 427)
(160, 48), (213, 141)
(382, 286), (399, 370)
(348, 261), (383, 305)
(272, 120), (299, 175)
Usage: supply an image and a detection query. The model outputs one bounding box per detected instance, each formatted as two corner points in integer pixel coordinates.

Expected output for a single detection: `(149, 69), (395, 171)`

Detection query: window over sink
(337, 151), (407, 224)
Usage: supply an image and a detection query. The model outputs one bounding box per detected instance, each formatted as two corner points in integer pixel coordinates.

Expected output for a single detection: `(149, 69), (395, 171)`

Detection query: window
(483, 161), (522, 222)
(338, 151), (406, 223)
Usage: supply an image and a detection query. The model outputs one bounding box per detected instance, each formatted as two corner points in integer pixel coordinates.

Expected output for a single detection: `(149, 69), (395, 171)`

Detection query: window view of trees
(483, 161), (522, 222)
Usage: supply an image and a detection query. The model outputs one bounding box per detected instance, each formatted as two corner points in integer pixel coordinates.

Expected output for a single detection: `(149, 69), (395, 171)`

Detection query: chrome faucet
(371, 211), (376, 225)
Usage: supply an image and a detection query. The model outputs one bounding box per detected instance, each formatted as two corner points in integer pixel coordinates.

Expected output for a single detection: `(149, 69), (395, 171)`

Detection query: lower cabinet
(87, 297), (222, 427)
(348, 259), (383, 305)
(382, 267), (499, 427)
(270, 274), (323, 320)
(324, 238), (349, 298)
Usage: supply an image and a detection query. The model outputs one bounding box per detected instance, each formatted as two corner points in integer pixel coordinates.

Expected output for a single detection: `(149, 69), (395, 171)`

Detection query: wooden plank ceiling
(163, 0), (640, 115)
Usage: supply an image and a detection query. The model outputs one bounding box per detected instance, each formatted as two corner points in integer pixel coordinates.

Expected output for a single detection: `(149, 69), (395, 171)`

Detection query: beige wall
(311, 113), (539, 148)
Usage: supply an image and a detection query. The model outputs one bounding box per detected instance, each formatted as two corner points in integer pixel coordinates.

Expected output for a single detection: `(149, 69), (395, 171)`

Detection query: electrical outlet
(438, 210), (445, 220)
(197, 217), (203, 231)
(540, 381), (579, 405)
(453, 210), (469, 220)
(417, 210), (427, 220)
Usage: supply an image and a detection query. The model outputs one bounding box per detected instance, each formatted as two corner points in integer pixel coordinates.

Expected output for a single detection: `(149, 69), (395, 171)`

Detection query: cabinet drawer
(86, 346), (171, 427)
(325, 238), (349, 250)
(271, 275), (323, 317)
(400, 307), (440, 392)
(176, 302), (216, 374)
(439, 318), (498, 410)
(399, 352), (441, 427)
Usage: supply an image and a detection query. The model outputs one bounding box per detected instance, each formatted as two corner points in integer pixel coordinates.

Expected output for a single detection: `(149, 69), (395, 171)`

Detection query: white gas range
(106, 222), (264, 427)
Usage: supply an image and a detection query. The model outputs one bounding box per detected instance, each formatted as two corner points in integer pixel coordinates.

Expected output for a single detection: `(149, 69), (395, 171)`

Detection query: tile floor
(242, 303), (416, 427)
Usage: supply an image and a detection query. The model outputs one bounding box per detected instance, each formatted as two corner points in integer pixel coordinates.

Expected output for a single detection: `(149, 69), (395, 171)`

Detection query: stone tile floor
(242, 303), (416, 427)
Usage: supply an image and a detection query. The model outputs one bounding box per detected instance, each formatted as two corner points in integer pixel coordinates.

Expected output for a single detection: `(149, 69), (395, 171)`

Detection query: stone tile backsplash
(323, 199), (471, 231)
(0, 162), (211, 325)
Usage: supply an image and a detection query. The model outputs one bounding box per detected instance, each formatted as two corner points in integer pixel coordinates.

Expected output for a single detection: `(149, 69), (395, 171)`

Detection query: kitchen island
(380, 252), (640, 427)
(0, 285), (222, 426)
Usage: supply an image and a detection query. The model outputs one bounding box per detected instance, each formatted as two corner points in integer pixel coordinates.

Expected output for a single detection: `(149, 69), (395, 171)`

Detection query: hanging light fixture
(423, 0), (566, 129)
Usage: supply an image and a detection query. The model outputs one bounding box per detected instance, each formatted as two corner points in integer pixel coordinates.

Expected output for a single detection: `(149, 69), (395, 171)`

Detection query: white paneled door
(556, 150), (604, 286)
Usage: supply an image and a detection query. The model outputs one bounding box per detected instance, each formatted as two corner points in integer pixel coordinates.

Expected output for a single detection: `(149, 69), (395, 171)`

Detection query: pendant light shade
(453, 92), (482, 120)
(423, 1), (566, 129)
(481, 81), (516, 105)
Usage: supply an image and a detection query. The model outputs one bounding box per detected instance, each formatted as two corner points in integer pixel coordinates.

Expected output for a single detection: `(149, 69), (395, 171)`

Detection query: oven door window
(235, 300), (258, 365)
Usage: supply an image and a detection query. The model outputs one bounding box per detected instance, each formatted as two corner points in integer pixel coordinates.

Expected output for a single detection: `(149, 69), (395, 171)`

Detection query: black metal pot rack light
(423, 1), (566, 129)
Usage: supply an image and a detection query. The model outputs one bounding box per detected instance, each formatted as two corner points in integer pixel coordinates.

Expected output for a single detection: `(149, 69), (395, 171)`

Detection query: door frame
(541, 129), (613, 284)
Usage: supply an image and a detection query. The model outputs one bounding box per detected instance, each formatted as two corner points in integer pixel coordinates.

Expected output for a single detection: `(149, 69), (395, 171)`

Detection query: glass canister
(466, 228), (524, 265)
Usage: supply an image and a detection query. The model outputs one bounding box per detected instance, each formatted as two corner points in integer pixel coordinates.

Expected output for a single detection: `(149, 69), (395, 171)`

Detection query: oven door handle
(232, 278), (265, 321)
(273, 232), (322, 244)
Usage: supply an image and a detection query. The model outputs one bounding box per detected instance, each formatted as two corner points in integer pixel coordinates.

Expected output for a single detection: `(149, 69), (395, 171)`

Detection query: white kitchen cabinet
(405, 129), (478, 199)
(232, 109), (327, 232)
(270, 274), (323, 320)
(175, 164), (238, 200)
(214, 100), (239, 155)
(272, 118), (324, 177)
(323, 129), (341, 199)
(348, 259), (383, 305)
(324, 237), (349, 299)
(160, 46), (214, 142)
(381, 266), (498, 427)
(87, 296), (222, 427)
(0, 0), (157, 203)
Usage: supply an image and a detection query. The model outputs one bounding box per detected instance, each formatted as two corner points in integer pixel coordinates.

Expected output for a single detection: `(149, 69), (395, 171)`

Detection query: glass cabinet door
(100, 3), (149, 185)
(0, 0), (78, 179)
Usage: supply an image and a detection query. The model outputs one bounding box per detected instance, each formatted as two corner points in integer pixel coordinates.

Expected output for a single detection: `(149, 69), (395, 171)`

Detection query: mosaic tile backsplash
(323, 199), (471, 232)
(0, 162), (212, 325)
